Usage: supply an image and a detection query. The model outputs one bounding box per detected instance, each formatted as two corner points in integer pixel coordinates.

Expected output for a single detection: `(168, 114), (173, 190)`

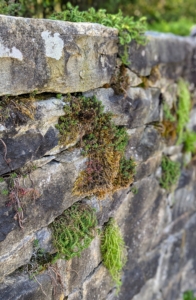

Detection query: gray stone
(64, 236), (102, 295)
(0, 98), (66, 175)
(0, 272), (62, 300)
(84, 87), (160, 128)
(125, 88), (160, 128)
(126, 126), (162, 162)
(124, 68), (142, 87)
(0, 150), (85, 279)
(123, 32), (196, 79)
(82, 265), (113, 300)
(0, 15), (118, 96)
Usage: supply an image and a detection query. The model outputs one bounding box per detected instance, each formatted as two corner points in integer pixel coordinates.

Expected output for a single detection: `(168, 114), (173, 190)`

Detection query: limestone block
(64, 236), (102, 295)
(124, 68), (142, 87)
(0, 98), (66, 175)
(0, 15), (118, 96)
(82, 265), (113, 300)
(84, 87), (160, 128)
(123, 32), (196, 79)
(0, 149), (86, 280)
(0, 272), (60, 300)
(126, 126), (162, 162)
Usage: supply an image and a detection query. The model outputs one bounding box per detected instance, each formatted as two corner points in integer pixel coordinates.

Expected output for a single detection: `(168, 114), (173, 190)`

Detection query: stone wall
(0, 15), (196, 300)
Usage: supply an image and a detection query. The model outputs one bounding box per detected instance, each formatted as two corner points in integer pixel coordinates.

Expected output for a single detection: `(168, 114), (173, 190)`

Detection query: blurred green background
(0, 0), (195, 36)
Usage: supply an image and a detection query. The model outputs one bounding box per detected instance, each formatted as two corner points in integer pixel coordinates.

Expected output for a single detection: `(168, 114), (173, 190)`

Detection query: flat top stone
(0, 14), (118, 37)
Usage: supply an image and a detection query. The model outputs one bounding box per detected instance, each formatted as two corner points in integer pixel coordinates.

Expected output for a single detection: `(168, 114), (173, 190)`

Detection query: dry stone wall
(0, 15), (196, 300)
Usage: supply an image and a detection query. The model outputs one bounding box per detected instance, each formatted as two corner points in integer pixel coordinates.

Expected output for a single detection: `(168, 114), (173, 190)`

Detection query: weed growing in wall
(176, 79), (191, 145)
(50, 203), (97, 260)
(160, 156), (181, 190)
(0, 94), (36, 126)
(183, 291), (196, 300)
(183, 131), (196, 154)
(57, 94), (135, 199)
(161, 101), (177, 145)
(0, 170), (40, 229)
(50, 2), (147, 64)
(101, 218), (126, 293)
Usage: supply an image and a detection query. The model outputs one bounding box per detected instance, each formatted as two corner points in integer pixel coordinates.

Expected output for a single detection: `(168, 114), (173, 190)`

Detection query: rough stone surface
(0, 15), (118, 96)
(125, 32), (196, 79)
(84, 87), (160, 127)
(0, 18), (196, 300)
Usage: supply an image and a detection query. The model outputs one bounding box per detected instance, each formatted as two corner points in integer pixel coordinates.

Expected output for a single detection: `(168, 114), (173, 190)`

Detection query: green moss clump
(176, 79), (191, 145)
(160, 156), (181, 190)
(57, 94), (135, 199)
(183, 131), (196, 154)
(50, 2), (147, 64)
(183, 291), (196, 300)
(50, 203), (97, 260)
(101, 218), (126, 293)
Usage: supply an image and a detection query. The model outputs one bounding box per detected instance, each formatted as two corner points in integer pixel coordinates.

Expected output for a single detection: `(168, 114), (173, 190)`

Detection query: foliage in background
(1, 0), (194, 36)
(57, 94), (135, 199)
(160, 156), (181, 190)
(183, 291), (196, 300)
(50, 203), (97, 260)
(101, 218), (126, 292)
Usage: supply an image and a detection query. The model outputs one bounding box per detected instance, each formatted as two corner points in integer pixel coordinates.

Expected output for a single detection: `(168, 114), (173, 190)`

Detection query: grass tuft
(101, 218), (126, 293)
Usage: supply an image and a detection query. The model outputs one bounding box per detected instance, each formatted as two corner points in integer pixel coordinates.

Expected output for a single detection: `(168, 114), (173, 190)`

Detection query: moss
(57, 94), (135, 199)
(183, 130), (196, 154)
(50, 203), (97, 260)
(101, 218), (126, 293)
(183, 291), (196, 300)
(176, 79), (191, 145)
(160, 156), (181, 190)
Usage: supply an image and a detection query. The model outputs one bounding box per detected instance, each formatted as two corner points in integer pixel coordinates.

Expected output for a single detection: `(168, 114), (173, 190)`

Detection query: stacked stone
(0, 15), (196, 300)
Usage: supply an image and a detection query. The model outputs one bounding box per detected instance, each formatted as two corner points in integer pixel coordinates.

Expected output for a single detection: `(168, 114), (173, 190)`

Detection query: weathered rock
(0, 272), (62, 300)
(82, 265), (113, 300)
(0, 15), (118, 96)
(124, 32), (196, 81)
(126, 126), (162, 162)
(84, 87), (160, 127)
(0, 149), (86, 280)
(64, 236), (102, 295)
(0, 98), (66, 175)
(124, 68), (142, 87)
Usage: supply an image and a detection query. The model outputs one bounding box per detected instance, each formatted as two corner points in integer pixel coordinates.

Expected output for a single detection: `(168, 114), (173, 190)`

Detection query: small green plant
(183, 291), (196, 300)
(183, 130), (196, 154)
(101, 218), (126, 293)
(160, 156), (181, 190)
(56, 93), (62, 99)
(1, 188), (9, 196)
(130, 186), (138, 195)
(163, 102), (176, 122)
(50, 2), (147, 64)
(26, 239), (55, 280)
(50, 203), (97, 260)
(176, 79), (191, 145)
